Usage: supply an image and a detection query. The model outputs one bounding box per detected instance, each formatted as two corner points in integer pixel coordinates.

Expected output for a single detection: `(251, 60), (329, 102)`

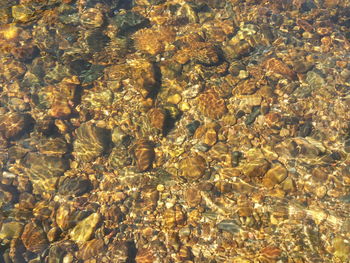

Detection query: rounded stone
(262, 164), (288, 189)
(179, 155), (206, 180)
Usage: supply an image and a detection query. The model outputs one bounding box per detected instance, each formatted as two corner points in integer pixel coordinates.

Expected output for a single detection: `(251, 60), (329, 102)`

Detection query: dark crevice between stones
(126, 240), (137, 263)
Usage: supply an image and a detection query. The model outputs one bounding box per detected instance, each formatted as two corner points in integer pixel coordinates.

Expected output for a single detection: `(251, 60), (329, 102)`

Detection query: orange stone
(197, 89), (227, 119)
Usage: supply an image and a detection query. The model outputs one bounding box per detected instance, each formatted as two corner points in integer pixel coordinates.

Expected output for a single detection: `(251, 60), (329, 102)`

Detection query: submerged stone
(73, 123), (111, 162)
(70, 213), (101, 243)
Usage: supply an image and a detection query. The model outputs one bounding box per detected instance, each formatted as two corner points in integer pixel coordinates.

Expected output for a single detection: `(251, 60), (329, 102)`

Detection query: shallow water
(0, 0), (350, 262)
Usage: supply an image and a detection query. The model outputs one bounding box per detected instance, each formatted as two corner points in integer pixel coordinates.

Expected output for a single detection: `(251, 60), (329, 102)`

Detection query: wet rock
(262, 164), (288, 189)
(222, 39), (252, 61)
(197, 89), (227, 119)
(306, 70), (325, 91)
(111, 127), (131, 147)
(241, 159), (270, 178)
(217, 220), (241, 234)
(264, 58), (296, 80)
(135, 247), (155, 263)
(24, 153), (69, 195)
(231, 151), (243, 167)
(175, 41), (220, 66)
(37, 137), (68, 156)
(130, 139), (155, 172)
(58, 176), (91, 196)
(193, 44), (220, 66)
(110, 11), (148, 35)
(56, 205), (90, 231)
(297, 121), (313, 137)
(80, 8), (104, 28)
(128, 58), (158, 98)
(47, 240), (77, 263)
(134, 26), (176, 56)
(193, 142), (210, 152)
(7, 97), (29, 112)
(80, 64), (105, 84)
(85, 30), (110, 52)
(42, 77), (79, 118)
(203, 128), (217, 146)
(0, 222), (24, 241)
(12, 4), (35, 23)
(0, 112), (33, 140)
(148, 108), (166, 132)
(186, 120), (201, 136)
(78, 239), (105, 260)
(332, 236), (350, 262)
(0, 57), (26, 81)
(281, 177), (296, 192)
(69, 212), (101, 243)
(292, 60), (314, 73)
(109, 147), (132, 169)
(21, 222), (49, 254)
(163, 206), (186, 228)
(82, 89), (114, 108)
(184, 187), (202, 208)
(340, 194), (350, 203)
(73, 123), (111, 162)
(179, 155), (207, 180)
(275, 137), (326, 159)
(245, 106), (260, 125)
(47, 227), (61, 242)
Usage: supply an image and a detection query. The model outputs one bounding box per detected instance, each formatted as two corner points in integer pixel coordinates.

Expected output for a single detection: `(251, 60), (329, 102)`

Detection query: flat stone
(242, 159), (270, 178)
(0, 221), (24, 241)
(262, 164), (288, 189)
(70, 213), (101, 243)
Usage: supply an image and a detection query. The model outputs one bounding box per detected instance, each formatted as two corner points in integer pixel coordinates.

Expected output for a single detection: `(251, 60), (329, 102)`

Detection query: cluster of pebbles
(1, 0), (350, 262)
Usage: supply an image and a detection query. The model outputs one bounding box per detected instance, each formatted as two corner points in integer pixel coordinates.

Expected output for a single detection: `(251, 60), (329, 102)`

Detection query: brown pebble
(131, 139), (155, 172)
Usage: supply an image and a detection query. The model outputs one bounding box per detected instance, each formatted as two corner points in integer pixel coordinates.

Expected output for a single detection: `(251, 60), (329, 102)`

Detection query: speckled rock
(82, 89), (114, 108)
(58, 176), (91, 196)
(108, 147), (132, 169)
(197, 89), (227, 119)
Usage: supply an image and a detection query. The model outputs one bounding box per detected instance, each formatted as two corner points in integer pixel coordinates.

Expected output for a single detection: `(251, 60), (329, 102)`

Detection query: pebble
(186, 120), (200, 136)
(179, 155), (206, 180)
(21, 221), (49, 253)
(242, 159), (270, 178)
(70, 213), (101, 243)
(131, 139), (155, 172)
(0, 222), (24, 241)
(217, 220), (241, 234)
(262, 164), (288, 189)
(197, 89), (227, 119)
(0, 112), (33, 139)
(332, 236), (350, 262)
(12, 5), (34, 22)
(58, 176), (91, 196)
(73, 123), (111, 162)
(167, 93), (182, 104)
